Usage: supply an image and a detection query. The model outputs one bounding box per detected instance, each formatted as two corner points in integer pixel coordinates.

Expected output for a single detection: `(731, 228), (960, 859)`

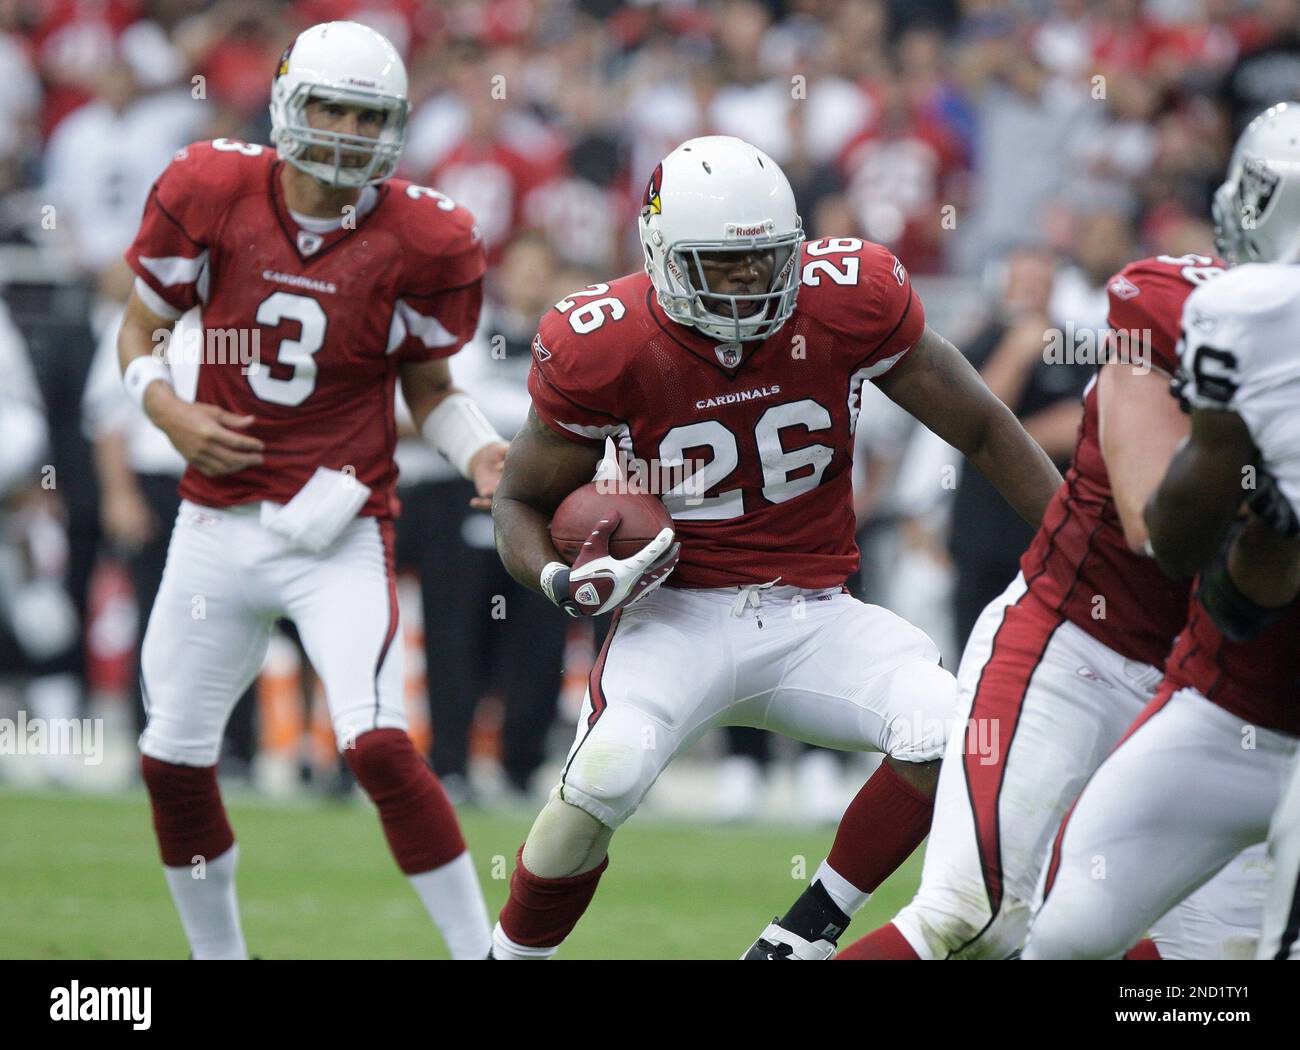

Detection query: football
(549, 482), (673, 563)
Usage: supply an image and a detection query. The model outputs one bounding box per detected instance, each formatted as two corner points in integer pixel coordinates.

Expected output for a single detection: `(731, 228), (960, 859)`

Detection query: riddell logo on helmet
(725, 221), (773, 238)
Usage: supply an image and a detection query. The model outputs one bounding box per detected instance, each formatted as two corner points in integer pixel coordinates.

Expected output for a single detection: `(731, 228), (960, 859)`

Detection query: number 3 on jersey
(247, 291), (325, 407)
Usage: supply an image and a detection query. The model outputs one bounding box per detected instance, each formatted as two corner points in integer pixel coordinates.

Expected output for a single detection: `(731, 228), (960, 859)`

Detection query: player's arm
(1098, 360), (1190, 551)
(1143, 406), (1256, 578)
(875, 324), (1063, 528)
(399, 357), (507, 510)
(492, 407), (604, 595)
(492, 407), (679, 615)
(116, 288), (264, 477)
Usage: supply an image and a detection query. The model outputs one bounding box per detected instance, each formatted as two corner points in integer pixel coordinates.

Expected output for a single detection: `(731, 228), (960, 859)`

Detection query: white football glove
(541, 513), (680, 617)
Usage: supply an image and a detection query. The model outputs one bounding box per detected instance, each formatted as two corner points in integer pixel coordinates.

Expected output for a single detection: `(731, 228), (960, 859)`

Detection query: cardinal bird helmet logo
(642, 163), (663, 218)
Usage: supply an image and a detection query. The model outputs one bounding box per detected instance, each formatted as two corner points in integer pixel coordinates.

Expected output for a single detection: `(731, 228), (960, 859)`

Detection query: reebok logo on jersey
(532, 335), (551, 361)
(1109, 275), (1140, 300)
(696, 384), (780, 410)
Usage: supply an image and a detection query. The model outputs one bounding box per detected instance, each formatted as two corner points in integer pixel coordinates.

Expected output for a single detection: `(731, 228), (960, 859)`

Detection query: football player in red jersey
(839, 250), (1269, 960)
(117, 22), (506, 959)
(1023, 105), (1300, 959)
(485, 136), (1064, 960)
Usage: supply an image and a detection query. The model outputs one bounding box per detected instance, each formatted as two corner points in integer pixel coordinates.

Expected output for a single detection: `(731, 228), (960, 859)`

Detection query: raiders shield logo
(1237, 156), (1280, 228)
(297, 230), (323, 256)
(715, 342), (742, 367)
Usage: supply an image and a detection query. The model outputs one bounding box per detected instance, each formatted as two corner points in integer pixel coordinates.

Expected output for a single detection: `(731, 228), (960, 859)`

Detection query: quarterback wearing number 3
(490, 135), (1063, 959)
(118, 21), (503, 959)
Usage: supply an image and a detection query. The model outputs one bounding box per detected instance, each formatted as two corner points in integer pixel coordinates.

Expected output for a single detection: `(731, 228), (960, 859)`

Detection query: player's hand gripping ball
(543, 483), (679, 616)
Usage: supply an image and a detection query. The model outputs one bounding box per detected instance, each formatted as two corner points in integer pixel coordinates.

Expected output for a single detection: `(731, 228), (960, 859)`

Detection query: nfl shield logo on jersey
(715, 342), (742, 367)
(297, 230), (324, 256)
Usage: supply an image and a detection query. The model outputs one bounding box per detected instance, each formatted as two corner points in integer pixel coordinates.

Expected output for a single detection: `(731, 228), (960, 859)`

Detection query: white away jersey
(1180, 263), (1300, 523)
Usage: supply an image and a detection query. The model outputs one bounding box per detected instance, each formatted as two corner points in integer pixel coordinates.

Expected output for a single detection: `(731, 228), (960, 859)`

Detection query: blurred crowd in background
(1, 0), (1297, 821)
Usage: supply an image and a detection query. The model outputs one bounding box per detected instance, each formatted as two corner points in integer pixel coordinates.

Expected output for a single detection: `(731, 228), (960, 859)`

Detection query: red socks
(344, 728), (466, 874)
(141, 755), (235, 867)
(499, 846), (609, 948)
(837, 922), (922, 960)
(827, 761), (935, 894)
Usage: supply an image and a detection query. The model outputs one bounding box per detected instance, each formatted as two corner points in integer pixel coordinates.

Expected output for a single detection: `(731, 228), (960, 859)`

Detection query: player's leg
(492, 588), (730, 959)
(1258, 752), (1300, 959)
(138, 503), (275, 960)
(1023, 687), (1292, 959)
(1146, 843), (1271, 959)
(837, 583), (1151, 959)
(736, 586), (956, 959)
(284, 516), (489, 959)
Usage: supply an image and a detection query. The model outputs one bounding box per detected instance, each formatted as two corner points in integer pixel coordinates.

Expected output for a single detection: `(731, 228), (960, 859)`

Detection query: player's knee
(140, 755), (233, 867)
(896, 878), (1030, 960)
(343, 727), (425, 802)
(559, 720), (662, 827)
(1024, 910), (1126, 960)
(521, 795), (613, 878)
(881, 660), (958, 762)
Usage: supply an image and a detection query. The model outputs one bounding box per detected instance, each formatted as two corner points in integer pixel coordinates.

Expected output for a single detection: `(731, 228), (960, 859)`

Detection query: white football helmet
(269, 21), (408, 188)
(1213, 102), (1300, 265)
(638, 136), (804, 343)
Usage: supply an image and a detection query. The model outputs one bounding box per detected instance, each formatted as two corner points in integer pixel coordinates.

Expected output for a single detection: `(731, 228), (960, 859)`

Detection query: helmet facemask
(656, 231), (804, 342)
(274, 81), (408, 189)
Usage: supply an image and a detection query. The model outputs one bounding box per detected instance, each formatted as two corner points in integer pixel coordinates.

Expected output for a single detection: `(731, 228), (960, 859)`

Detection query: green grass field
(1, 787), (924, 959)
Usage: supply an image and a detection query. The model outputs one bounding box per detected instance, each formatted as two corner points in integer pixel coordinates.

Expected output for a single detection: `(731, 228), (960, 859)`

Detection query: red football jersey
(1018, 254), (1226, 668)
(528, 237), (924, 589)
(125, 138), (485, 518)
(1164, 595), (1300, 736)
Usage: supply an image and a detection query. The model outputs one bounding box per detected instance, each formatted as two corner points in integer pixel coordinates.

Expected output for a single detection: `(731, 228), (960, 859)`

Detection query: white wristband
(123, 355), (174, 412)
(420, 392), (503, 479)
